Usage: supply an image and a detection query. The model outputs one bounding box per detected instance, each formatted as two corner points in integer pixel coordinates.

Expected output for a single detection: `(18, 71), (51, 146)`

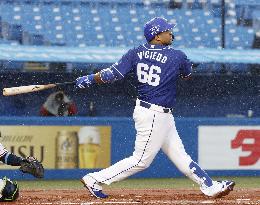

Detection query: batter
(76, 17), (235, 199)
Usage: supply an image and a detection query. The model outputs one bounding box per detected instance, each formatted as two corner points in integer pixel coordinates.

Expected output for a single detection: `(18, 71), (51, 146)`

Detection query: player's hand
(19, 156), (44, 178)
(76, 75), (92, 88)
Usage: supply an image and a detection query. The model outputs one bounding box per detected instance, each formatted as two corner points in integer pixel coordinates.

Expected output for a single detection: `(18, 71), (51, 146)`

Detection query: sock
(189, 161), (213, 187)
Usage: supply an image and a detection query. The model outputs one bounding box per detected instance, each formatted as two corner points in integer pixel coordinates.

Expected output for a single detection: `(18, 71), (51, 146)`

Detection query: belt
(137, 99), (173, 114)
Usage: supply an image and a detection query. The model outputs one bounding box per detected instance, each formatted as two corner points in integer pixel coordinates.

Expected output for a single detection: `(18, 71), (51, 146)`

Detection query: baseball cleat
(80, 176), (108, 199)
(213, 180), (235, 198)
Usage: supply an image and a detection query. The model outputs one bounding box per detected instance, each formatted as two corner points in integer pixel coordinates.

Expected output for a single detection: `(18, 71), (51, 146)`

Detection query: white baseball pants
(88, 100), (208, 187)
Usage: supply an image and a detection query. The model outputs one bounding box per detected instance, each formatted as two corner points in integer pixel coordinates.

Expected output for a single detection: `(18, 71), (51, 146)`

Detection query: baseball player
(0, 142), (44, 201)
(76, 17), (235, 199)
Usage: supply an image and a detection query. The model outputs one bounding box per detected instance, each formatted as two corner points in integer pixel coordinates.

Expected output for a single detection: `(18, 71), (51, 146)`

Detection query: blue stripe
(96, 114), (156, 185)
(4, 152), (10, 164)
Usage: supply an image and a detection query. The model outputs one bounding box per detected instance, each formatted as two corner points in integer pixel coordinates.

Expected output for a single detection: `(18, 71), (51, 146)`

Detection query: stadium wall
(0, 117), (259, 180)
(0, 72), (259, 117)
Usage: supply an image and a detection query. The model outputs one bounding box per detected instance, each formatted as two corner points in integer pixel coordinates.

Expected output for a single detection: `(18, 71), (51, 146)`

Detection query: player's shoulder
(124, 44), (146, 57)
(125, 45), (141, 54)
(121, 47), (138, 58)
(133, 44), (146, 51)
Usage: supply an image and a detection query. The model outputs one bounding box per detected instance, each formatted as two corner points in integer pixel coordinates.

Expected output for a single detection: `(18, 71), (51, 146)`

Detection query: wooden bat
(3, 81), (75, 96)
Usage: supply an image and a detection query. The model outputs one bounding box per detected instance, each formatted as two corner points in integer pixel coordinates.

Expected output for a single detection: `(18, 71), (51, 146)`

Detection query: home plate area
(11, 188), (260, 205)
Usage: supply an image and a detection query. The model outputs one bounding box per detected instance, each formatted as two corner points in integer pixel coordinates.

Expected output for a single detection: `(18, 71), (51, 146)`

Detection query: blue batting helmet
(144, 17), (176, 42)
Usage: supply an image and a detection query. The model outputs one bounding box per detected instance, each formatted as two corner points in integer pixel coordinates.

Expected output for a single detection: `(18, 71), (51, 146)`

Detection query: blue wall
(0, 117), (259, 180)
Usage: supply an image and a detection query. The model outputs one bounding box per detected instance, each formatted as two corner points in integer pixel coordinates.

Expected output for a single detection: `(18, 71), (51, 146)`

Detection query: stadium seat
(0, 0), (257, 49)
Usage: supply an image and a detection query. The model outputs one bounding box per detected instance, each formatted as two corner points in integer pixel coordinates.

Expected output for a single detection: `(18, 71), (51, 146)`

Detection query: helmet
(144, 17), (176, 42)
(0, 177), (19, 202)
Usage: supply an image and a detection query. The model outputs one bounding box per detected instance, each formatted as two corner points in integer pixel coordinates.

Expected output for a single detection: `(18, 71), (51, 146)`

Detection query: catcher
(0, 143), (44, 202)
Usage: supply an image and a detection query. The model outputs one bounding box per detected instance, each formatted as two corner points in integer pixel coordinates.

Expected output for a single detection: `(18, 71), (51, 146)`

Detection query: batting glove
(76, 74), (95, 88)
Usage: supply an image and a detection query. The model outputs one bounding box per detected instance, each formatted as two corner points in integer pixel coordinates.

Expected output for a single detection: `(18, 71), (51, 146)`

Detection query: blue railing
(1, 44), (260, 64)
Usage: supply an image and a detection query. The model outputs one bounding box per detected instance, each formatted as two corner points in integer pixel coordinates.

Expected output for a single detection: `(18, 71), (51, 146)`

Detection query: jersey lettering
(137, 51), (167, 64)
(137, 63), (161, 86)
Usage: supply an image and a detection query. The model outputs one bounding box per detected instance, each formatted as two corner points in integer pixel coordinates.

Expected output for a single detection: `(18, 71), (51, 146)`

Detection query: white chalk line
(15, 198), (260, 205)
(81, 202), (140, 205)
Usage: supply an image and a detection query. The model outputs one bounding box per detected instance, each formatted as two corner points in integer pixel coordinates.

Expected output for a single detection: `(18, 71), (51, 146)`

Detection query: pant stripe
(97, 114), (156, 185)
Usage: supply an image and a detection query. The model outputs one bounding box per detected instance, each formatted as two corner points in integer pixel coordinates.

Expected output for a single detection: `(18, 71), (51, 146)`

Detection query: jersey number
(137, 63), (161, 86)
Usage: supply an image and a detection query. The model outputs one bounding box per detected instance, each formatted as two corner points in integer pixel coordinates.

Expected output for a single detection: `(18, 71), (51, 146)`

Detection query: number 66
(137, 63), (161, 86)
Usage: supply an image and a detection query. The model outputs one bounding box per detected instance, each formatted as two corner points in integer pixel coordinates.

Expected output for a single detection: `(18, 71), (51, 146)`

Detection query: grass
(17, 177), (260, 190)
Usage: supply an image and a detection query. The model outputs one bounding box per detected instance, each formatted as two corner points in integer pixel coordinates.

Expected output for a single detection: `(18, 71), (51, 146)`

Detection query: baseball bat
(3, 81), (75, 96)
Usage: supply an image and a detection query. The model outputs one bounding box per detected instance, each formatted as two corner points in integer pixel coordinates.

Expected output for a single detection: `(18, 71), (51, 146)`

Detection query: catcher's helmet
(0, 177), (19, 202)
(144, 17), (176, 42)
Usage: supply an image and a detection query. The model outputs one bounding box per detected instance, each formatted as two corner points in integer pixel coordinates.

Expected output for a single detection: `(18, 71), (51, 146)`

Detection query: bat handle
(55, 81), (75, 86)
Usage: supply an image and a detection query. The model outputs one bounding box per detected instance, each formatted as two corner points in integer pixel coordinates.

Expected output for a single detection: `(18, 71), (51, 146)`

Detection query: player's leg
(81, 106), (170, 197)
(161, 117), (213, 186)
(0, 177), (19, 202)
(161, 116), (235, 197)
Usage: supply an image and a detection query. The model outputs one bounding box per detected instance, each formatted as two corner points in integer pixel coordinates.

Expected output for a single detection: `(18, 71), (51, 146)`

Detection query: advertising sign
(198, 126), (260, 170)
(0, 126), (111, 169)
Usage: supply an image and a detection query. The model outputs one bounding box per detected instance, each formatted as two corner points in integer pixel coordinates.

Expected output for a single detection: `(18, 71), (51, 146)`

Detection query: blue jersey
(110, 43), (192, 108)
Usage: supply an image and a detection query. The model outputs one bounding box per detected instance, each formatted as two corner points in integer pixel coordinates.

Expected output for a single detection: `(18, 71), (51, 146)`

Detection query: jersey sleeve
(179, 52), (192, 79)
(109, 48), (135, 80)
(0, 143), (8, 158)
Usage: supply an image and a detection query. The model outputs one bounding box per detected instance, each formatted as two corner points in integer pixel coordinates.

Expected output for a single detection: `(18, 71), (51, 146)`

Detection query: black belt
(139, 101), (173, 113)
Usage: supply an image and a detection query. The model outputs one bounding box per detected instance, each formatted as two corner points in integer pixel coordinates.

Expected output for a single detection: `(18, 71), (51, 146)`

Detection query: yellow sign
(0, 126), (111, 169)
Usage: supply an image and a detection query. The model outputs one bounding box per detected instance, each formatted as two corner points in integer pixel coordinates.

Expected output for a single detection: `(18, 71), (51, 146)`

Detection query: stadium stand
(0, 0), (258, 49)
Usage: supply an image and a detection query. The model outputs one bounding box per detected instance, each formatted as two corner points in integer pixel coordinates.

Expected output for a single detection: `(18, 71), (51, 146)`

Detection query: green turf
(17, 177), (260, 189)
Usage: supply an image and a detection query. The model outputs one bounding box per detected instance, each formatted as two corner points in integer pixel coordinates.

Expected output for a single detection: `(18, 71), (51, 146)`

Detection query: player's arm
(0, 152), (23, 166)
(76, 49), (134, 88)
(0, 149), (44, 178)
(0, 144), (44, 180)
(179, 52), (192, 80)
(0, 143), (22, 166)
(75, 68), (119, 88)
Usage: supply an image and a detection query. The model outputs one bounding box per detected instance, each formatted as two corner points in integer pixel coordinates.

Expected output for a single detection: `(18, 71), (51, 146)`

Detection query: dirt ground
(8, 188), (260, 205)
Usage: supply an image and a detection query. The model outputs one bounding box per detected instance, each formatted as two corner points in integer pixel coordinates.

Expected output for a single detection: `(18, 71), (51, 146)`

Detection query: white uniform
(90, 100), (193, 183)
(85, 99), (225, 196)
